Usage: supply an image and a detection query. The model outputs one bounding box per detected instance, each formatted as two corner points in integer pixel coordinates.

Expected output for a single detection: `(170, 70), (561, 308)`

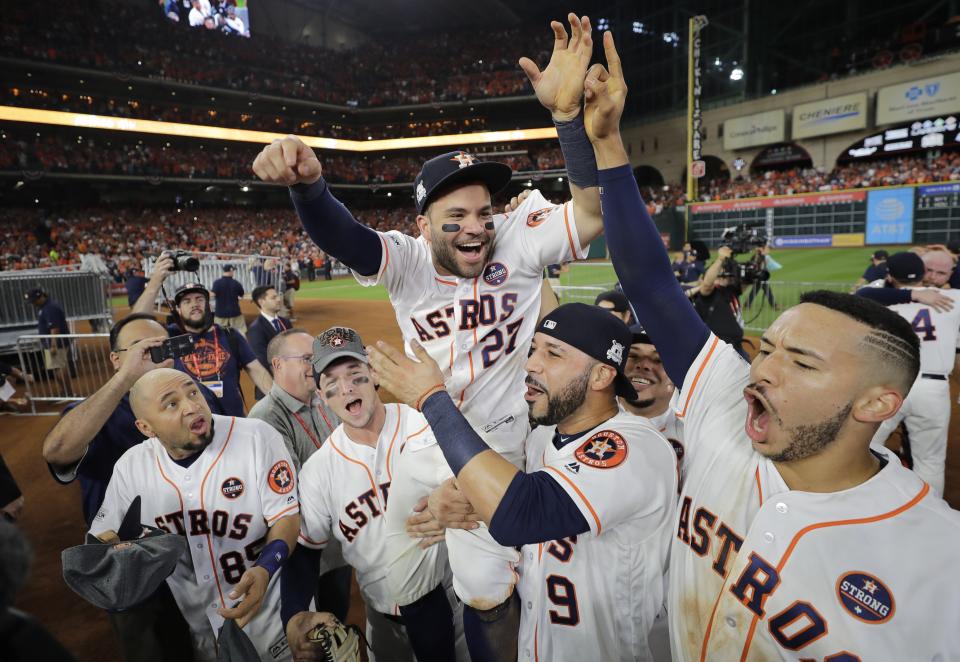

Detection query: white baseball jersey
(888, 288), (960, 375)
(90, 415), (299, 662)
(355, 189), (586, 459)
(297, 403), (442, 615)
(669, 334), (960, 661)
(623, 391), (686, 487)
(516, 411), (678, 662)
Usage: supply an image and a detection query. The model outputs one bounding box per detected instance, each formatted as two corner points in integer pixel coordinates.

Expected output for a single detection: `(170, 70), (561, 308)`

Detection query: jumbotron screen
(161, 0), (251, 37)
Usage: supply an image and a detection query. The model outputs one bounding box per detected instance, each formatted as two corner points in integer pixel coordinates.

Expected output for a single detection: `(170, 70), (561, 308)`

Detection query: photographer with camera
(132, 253), (273, 415)
(744, 245), (780, 310)
(688, 245), (748, 359)
(41, 312), (225, 662)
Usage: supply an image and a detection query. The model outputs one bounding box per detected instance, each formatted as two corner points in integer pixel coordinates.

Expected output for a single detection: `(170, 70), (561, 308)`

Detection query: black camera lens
(175, 255), (200, 272)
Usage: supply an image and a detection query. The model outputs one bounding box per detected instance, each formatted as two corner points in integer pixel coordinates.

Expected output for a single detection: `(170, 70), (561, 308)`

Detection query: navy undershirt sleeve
(280, 544), (321, 630)
(290, 179), (383, 276)
(854, 286), (912, 306)
(598, 165), (710, 387)
(488, 471), (590, 547)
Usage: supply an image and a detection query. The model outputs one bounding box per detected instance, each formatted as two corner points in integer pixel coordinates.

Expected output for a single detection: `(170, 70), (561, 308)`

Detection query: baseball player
(89, 368), (300, 662)
(368, 302), (678, 662)
(586, 31), (960, 660)
(283, 327), (466, 662)
(621, 325), (684, 485)
(859, 252), (960, 496)
(253, 14), (605, 658)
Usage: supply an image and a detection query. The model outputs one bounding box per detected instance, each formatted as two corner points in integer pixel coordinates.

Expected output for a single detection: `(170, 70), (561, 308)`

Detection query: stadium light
(0, 106), (558, 152)
(597, 18), (609, 30)
(632, 21), (644, 34)
(730, 67), (744, 81)
(663, 32), (679, 46)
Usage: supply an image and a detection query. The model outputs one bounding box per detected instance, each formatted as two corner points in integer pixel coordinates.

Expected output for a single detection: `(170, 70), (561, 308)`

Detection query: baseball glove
(306, 618), (364, 662)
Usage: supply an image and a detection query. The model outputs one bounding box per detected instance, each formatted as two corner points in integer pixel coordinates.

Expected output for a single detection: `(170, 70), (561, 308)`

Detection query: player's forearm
(289, 179), (382, 276)
(555, 114), (603, 246)
(280, 544), (321, 629)
(700, 258), (724, 295)
(487, 471), (590, 547)
(267, 513), (301, 551)
(596, 163), (710, 389)
(419, 391), (517, 523)
(854, 286), (912, 305)
(247, 361), (274, 394)
(41, 373), (130, 467)
(591, 133), (629, 170)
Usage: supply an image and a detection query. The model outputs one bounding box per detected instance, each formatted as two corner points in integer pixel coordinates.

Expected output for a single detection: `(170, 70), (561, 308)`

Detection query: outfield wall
(684, 180), (960, 246)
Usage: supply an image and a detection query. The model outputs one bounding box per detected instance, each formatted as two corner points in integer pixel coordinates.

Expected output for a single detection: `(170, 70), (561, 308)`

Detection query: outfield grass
(111, 245), (908, 310)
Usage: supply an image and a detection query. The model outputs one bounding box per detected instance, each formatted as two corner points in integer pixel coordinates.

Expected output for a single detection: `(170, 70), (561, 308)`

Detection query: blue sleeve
(488, 471), (590, 546)
(290, 180), (383, 276)
(247, 322), (269, 369)
(231, 329), (258, 366)
(235, 280), (244, 297)
(598, 165), (710, 388)
(280, 544), (321, 630)
(855, 287), (911, 306)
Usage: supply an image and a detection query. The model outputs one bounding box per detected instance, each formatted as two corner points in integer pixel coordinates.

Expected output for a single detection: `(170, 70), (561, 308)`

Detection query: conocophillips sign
(792, 92), (867, 139)
(723, 109), (785, 150)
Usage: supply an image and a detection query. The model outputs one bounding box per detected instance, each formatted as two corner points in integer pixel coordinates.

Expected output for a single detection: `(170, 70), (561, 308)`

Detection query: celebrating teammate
(253, 14), (605, 659)
(282, 327), (466, 662)
(857, 252), (960, 496)
(587, 29), (960, 660)
(89, 368), (301, 661)
(369, 302), (677, 661)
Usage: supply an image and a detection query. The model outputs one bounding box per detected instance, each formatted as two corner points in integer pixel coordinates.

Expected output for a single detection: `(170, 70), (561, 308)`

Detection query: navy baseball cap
(535, 303), (637, 401)
(872, 250), (889, 260)
(595, 290), (630, 313)
(413, 151), (513, 215)
(174, 282), (209, 305)
(24, 287), (46, 302)
(222, 264), (234, 273)
(629, 324), (652, 345)
(887, 252), (925, 282)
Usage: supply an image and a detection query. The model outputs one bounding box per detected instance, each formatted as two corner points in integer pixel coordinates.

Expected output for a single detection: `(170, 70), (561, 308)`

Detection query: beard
(183, 418), (215, 453)
(766, 402), (852, 463)
(528, 369), (591, 427)
(431, 234), (494, 279)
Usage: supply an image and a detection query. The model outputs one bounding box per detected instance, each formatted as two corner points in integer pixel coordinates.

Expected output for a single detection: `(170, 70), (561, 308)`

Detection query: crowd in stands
(0, 131), (567, 183)
(2, 149), (958, 271)
(0, 0), (542, 108)
(699, 153), (960, 202)
(0, 86), (492, 140)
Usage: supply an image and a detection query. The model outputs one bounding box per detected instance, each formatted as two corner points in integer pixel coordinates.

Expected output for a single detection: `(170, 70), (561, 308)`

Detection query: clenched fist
(252, 135), (323, 186)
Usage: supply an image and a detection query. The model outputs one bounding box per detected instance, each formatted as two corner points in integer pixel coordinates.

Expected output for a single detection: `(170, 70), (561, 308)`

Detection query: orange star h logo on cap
(451, 152), (477, 168)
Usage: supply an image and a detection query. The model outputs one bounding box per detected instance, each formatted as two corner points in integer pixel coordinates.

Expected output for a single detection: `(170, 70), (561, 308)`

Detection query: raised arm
(583, 32), (710, 387)
(252, 135), (382, 276)
(699, 247), (733, 297)
(519, 14), (602, 246)
(369, 342), (589, 547)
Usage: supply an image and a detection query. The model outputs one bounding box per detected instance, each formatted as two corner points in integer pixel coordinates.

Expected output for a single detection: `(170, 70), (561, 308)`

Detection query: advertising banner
(877, 72), (960, 125)
(723, 109), (786, 150)
(691, 190), (866, 214)
(792, 92), (868, 139)
(865, 188), (915, 244)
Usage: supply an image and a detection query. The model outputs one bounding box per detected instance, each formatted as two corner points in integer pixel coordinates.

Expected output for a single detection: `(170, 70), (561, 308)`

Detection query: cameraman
(744, 245), (780, 309)
(132, 256), (273, 415)
(689, 246), (747, 359)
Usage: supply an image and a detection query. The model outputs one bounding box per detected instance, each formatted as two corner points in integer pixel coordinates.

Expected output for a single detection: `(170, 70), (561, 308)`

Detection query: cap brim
(614, 373), (638, 401)
(175, 287), (208, 303)
(312, 350), (368, 378)
(422, 161), (513, 212)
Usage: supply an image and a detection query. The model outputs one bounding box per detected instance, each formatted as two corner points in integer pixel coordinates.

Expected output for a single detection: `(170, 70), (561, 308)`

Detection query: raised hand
(519, 14), (594, 121)
(583, 32), (628, 143)
(368, 340), (446, 409)
(252, 135), (323, 186)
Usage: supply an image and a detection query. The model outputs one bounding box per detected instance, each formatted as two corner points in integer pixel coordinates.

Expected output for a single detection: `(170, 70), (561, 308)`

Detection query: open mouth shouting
(345, 397), (364, 417)
(455, 238), (488, 264)
(189, 416), (209, 436)
(743, 387), (775, 443)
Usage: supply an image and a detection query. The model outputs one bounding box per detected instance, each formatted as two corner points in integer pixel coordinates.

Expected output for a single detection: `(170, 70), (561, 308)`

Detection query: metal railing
(15, 333), (113, 415)
(142, 251), (285, 309)
(0, 270), (112, 329)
